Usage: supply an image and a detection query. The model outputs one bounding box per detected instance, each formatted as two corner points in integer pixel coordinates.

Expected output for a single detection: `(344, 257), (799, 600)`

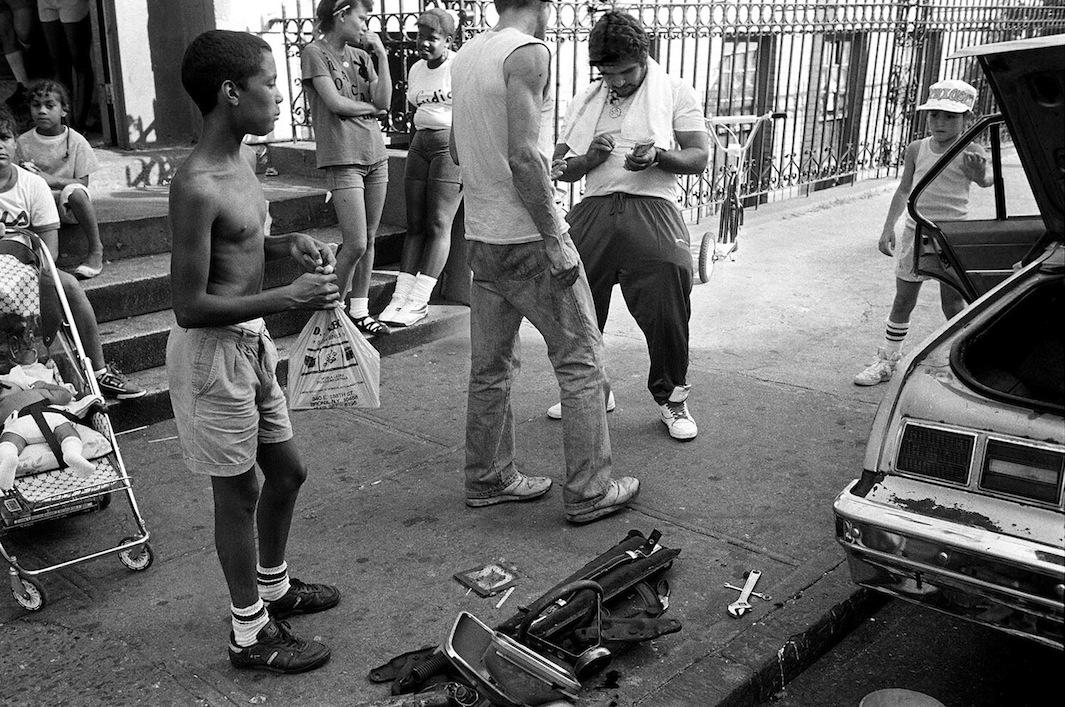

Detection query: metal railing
(265, 0), (1065, 215)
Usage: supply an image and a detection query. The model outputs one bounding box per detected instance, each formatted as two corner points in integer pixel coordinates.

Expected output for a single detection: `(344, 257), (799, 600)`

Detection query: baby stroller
(0, 225), (152, 611)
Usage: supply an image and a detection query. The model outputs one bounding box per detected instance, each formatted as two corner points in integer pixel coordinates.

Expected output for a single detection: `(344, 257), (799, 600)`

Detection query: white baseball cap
(916, 79), (978, 113)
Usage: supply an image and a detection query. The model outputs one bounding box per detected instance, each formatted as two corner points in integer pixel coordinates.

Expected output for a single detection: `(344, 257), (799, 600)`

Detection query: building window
(717, 38), (760, 116)
(822, 38), (852, 120)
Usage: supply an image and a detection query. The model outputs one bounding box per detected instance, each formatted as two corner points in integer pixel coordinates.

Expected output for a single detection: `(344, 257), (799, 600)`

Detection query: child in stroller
(0, 311), (103, 490)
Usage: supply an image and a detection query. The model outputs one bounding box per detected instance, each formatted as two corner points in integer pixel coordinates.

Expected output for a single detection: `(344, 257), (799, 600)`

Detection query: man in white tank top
(450, 0), (639, 525)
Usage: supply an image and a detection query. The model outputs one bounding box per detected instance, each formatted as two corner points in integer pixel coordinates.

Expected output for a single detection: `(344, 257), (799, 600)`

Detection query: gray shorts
(37, 0), (89, 23)
(895, 223), (929, 283)
(166, 320), (292, 476)
(325, 159), (389, 192)
(895, 222), (950, 283)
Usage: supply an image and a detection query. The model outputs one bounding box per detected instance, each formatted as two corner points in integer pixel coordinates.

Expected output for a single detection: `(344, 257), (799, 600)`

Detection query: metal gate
(266, 0), (1065, 213)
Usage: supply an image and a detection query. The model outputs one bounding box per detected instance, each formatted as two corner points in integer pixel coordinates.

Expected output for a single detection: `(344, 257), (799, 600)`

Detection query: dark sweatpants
(565, 193), (692, 404)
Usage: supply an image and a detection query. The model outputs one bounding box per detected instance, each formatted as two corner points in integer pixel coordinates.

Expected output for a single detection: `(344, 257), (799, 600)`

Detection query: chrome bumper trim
(834, 481), (1065, 576)
(836, 536), (1062, 613)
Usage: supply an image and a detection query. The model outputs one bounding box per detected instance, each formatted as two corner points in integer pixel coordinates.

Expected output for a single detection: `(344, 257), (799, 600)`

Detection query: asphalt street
(763, 600), (1059, 706)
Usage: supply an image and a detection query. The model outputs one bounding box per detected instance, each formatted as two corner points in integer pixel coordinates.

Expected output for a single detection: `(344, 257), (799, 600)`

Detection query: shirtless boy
(168, 30), (342, 674)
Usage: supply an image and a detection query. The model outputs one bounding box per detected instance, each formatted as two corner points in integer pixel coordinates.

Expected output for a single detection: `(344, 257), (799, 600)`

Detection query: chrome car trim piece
(839, 547), (1064, 650)
(968, 269), (1015, 276)
(838, 537), (1062, 613)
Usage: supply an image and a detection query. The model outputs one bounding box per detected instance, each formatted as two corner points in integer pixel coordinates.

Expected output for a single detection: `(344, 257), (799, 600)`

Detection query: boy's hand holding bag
(287, 305), (381, 410)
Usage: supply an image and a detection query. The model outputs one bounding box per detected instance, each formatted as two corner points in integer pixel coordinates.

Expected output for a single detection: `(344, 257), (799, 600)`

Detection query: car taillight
(981, 439), (1064, 505)
(896, 423), (975, 484)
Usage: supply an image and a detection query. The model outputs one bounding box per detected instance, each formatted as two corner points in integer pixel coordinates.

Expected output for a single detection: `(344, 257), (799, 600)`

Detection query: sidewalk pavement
(0, 177), (954, 706)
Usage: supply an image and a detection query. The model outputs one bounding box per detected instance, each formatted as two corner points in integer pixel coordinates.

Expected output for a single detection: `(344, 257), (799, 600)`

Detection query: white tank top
(451, 28), (558, 244)
(907, 136), (972, 229)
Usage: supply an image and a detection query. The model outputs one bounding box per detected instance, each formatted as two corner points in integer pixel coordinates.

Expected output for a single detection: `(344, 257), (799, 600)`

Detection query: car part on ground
(370, 529), (681, 703)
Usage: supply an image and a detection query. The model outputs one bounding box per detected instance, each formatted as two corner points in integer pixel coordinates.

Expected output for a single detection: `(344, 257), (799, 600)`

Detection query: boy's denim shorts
(166, 320), (292, 476)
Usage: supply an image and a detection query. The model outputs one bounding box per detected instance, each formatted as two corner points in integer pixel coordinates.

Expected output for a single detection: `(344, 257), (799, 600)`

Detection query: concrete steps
(104, 304), (470, 432)
(78, 224), (403, 323)
(45, 143), (470, 431)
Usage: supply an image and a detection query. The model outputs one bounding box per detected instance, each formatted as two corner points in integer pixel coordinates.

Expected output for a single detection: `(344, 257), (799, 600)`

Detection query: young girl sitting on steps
(17, 79), (104, 279)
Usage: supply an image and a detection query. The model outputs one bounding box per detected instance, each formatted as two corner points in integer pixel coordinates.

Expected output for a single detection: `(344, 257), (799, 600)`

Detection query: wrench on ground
(726, 570), (762, 618)
(724, 583), (775, 600)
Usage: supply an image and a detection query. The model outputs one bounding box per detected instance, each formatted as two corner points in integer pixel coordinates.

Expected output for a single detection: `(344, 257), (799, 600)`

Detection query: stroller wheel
(118, 537), (154, 571)
(13, 575), (46, 611)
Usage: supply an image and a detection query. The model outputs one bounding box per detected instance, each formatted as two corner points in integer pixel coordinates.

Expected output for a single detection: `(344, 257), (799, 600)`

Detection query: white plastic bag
(287, 308), (380, 410)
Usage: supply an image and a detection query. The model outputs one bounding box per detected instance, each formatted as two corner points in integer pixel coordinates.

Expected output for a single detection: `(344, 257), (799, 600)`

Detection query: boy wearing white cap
(854, 79), (994, 386)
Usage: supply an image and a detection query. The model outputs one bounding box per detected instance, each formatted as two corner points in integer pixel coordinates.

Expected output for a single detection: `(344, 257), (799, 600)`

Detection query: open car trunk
(951, 271), (1065, 415)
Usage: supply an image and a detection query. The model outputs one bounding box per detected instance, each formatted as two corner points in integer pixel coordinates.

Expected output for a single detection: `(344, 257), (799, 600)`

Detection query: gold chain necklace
(607, 88), (623, 118)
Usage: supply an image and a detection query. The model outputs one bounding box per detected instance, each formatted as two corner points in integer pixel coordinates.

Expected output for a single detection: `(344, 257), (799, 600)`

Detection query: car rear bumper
(834, 480), (1065, 649)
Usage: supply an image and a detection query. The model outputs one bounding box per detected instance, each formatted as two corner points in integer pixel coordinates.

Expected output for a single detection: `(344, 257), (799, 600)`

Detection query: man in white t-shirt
(551, 11), (708, 442)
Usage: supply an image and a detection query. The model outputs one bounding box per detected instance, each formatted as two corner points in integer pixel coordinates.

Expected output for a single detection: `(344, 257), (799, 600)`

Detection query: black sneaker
(266, 578), (341, 619)
(96, 364), (146, 400)
(228, 619), (331, 674)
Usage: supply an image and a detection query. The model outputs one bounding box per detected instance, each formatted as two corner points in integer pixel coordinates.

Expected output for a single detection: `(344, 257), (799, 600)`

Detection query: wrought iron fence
(266, 0), (1065, 215)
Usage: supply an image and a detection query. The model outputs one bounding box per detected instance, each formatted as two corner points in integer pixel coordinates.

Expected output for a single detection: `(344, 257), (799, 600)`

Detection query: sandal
(350, 315), (392, 338)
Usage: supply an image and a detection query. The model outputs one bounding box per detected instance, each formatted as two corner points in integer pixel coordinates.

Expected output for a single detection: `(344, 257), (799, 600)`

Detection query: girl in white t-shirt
(378, 9), (462, 327)
(16, 79), (103, 278)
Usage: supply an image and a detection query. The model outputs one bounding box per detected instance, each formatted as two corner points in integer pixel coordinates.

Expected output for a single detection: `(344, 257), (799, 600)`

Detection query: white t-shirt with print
(406, 53), (454, 131)
(17, 127), (99, 181)
(0, 166), (61, 232)
(581, 77), (705, 202)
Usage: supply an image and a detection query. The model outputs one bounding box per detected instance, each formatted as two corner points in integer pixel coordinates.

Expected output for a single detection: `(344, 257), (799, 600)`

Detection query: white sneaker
(659, 400), (697, 441)
(385, 303), (429, 327)
(377, 296), (408, 325)
(853, 347), (901, 386)
(546, 391), (616, 420)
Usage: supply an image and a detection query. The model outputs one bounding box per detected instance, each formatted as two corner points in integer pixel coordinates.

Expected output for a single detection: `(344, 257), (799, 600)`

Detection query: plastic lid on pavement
(860, 689), (947, 707)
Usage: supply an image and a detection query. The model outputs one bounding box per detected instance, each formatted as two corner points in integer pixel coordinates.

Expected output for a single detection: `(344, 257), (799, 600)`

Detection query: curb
(641, 562), (890, 706)
(745, 180), (898, 226)
(105, 305), (470, 432)
(720, 584), (889, 706)
(685, 177), (897, 230)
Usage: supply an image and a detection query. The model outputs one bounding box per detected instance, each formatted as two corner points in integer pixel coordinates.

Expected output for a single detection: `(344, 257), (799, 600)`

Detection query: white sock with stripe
(257, 561), (290, 602)
(231, 599), (270, 647)
(884, 319), (909, 355)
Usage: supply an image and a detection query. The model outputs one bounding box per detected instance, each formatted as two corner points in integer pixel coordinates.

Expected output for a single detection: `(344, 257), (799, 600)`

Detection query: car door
(910, 117), (1048, 301)
(911, 36), (1064, 302)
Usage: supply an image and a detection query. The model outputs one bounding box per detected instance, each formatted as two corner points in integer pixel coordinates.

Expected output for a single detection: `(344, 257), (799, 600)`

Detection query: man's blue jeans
(464, 238), (613, 512)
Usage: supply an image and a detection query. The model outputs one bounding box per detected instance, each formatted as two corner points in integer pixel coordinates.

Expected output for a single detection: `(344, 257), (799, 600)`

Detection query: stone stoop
(104, 303), (470, 432)
(47, 144), (469, 431)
